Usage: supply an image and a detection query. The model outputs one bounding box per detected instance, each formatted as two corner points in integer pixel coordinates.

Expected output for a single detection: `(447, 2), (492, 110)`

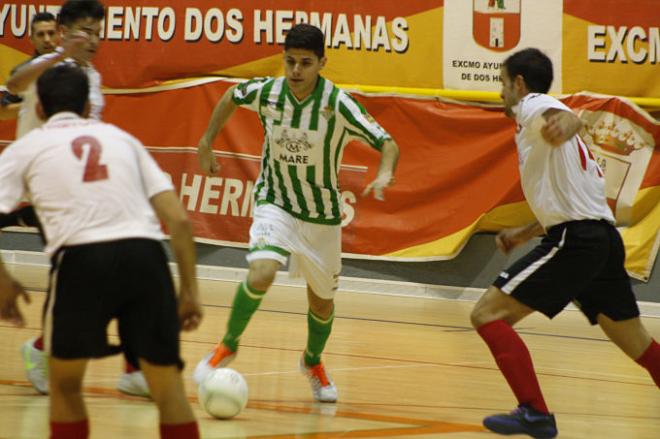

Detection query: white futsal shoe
(193, 343), (237, 384)
(300, 356), (338, 403)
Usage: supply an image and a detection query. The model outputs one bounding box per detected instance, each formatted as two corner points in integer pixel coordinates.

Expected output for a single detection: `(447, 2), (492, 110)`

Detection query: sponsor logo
(275, 129), (314, 164)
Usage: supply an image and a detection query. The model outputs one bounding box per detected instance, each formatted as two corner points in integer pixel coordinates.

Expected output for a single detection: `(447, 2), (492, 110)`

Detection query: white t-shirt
(0, 113), (173, 255)
(513, 93), (614, 229)
(16, 50), (104, 138)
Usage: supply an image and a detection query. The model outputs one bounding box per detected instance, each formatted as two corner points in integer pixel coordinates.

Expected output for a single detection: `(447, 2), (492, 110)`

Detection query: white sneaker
(117, 371), (150, 398)
(300, 356), (337, 403)
(21, 338), (48, 394)
(193, 344), (236, 384)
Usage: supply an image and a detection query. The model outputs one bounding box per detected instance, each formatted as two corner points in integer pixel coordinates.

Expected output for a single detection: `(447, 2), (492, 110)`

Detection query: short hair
(284, 24), (325, 58)
(503, 48), (554, 93)
(37, 64), (89, 117)
(31, 12), (56, 32)
(58, 0), (105, 27)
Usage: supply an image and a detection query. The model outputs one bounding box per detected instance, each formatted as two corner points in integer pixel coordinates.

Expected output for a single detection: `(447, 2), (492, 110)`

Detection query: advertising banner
(2, 79), (655, 279)
(1, 1), (657, 97)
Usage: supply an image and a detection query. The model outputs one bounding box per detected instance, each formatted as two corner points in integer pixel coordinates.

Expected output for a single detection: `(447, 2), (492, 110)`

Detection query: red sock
(50, 419), (89, 439)
(160, 422), (199, 439)
(124, 361), (139, 374)
(34, 336), (44, 351)
(636, 339), (660, 388)
(477, 320), (549, 413)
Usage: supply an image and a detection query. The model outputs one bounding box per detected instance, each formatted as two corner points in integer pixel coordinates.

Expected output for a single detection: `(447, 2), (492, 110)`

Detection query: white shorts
(247, 203), (341, 299)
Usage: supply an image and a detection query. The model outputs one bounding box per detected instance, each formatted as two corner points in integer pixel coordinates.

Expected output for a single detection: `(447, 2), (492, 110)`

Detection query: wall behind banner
(0, 0), (658, 98)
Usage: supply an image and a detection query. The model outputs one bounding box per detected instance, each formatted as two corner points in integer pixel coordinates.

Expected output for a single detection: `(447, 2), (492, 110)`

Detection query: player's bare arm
(362, 139), (400, 201)
(6, 31), (89, 94)
(197, 85), (239, 175)
(150, 190), (203, 331)
(0, 258), (30, 327)
(495, 221), (545, 255)
(540, 108), (583, 147)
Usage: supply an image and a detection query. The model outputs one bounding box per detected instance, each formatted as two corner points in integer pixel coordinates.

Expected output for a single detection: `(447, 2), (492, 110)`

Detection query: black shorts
(493, 220), (640, 325)
(43, 238), (183, 368)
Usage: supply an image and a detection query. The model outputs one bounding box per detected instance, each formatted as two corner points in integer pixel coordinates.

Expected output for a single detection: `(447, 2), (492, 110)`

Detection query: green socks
(222, 281), (266, 352)
(304, 308), (335, 366)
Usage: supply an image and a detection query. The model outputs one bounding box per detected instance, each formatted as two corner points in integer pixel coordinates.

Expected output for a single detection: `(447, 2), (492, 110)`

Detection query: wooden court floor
(1, 264), (659, 438)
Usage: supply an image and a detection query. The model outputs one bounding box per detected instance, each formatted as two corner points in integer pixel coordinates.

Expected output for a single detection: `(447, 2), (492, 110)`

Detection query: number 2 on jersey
(71, 136), (109, 182)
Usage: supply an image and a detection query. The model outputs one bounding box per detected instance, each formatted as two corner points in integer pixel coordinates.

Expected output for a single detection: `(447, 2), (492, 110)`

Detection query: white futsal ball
(198, 368), (248, 419)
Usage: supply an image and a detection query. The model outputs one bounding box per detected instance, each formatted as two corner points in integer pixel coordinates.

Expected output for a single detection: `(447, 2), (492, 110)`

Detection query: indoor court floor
(1, 263), (659, 438)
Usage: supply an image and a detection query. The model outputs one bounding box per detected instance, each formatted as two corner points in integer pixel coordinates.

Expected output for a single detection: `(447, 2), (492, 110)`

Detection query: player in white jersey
(1, 12), (59, 121)
(0, 65), (202, 439)
(469, 48), (660, 438)
(5, 1), (151, 397)
(194, 24), (400, 402)
(7, 1), (104, 139)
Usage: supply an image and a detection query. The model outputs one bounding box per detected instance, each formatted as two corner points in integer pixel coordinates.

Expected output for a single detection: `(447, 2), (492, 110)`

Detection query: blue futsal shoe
(483, 404), (558, 438)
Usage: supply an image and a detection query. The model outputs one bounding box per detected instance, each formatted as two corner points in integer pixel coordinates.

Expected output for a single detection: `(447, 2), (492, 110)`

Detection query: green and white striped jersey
(233, 76), (391, 225)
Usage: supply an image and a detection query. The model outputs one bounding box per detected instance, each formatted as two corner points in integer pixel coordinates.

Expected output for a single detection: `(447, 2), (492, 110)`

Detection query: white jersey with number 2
(0, 113), (173, 255)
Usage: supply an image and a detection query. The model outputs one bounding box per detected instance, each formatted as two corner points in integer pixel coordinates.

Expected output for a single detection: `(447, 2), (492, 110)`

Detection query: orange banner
(0, 0), (443, 89)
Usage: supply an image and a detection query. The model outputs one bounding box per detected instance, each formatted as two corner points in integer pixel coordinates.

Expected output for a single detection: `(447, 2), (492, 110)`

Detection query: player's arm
(197, 85), (239, 175)
(0, 258), (30, 327)
(495, 221), (545, 255)
(540, 108), (583, 147)
(362, 139), (400, 201)
(6, 32), (89, 94)
(150, 190), (203, 331)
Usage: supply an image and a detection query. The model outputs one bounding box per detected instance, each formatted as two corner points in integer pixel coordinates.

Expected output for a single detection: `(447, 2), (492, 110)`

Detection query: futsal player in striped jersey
(470, 48), (660, 438)
(194, 23), (400, 402)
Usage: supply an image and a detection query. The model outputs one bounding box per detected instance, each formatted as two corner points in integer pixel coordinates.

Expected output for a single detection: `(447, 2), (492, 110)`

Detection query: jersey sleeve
(131, 138), (174, 199)
(336, 92), (392, 151)
(232, 77), (271, 112)
(0, 141), (29, 213)
(516, 93), (570, 128)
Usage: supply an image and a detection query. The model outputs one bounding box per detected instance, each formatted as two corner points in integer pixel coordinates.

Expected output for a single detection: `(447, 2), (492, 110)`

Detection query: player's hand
(541, 111), (579, 147)
(495, 227), (530, 255)
(0, 275), (30, 327)
(362, 172), (395, 201)
(198, 139), (220, 175)
(61, 30), (90, 59)
(178, 292), (203, 331)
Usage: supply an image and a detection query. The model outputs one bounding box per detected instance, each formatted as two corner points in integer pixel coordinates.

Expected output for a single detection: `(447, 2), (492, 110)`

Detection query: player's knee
(310, 298), (333, 319)
(50, 376), (83, 395)
(248, 267), (276, 291)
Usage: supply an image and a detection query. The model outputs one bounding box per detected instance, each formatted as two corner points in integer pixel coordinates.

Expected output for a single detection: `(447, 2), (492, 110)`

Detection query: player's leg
(116, 239), (199, 438)
(301, 284), (338, 402)
(470, 223), (606, 437)
(193, 258), (282, 383)
(471, 286), (546, 409)
(49, 357), (90, 439)
(138, 360), (198, 439)
(298, 221), (341, 402)
(585, 224), (660, 388)
(597, 315), (660, 387)
(3, 205), (49, 393)
(194, 204), (292, 383)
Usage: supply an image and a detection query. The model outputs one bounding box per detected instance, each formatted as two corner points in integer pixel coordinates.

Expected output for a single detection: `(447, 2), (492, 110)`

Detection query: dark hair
(503, 48), (554, 93)
(37, 65), (89, 117)
(31, 12), (56, 31)
(58, 0), (105, 27)
(284, 24), (325, 58)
